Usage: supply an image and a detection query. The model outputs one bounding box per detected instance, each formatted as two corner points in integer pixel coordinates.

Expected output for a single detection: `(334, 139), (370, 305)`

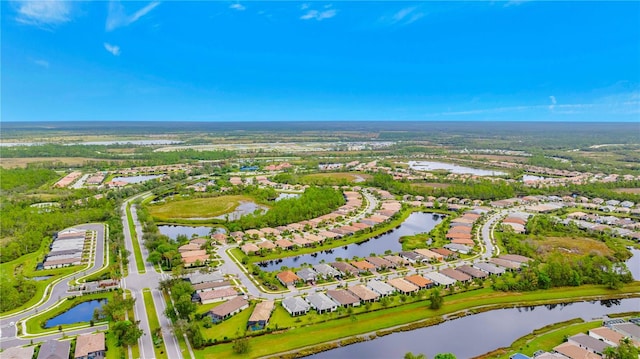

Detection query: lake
(627, 247), (639, 280)
(214, 201), (269, 221)
(309, 298), (640, 359)
(257, 212), (443, 271)
(158, 225), (226, 240)
(408, 161), (507, 176)
(275, 193), (301, 201)
(523, 174), (546, 182)
(45, 299), (106, 328)
(112, 175), (162, 184)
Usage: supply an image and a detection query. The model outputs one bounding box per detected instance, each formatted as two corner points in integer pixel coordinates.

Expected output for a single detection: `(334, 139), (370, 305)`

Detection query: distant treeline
(2, 144), (236, 164)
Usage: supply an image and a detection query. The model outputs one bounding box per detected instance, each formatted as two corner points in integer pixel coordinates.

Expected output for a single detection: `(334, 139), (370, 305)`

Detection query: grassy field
(0, 157), (120, 168)
(126, 204), (146, 273)
(201, 302), (254, 341)
(533, 236), (613, 257)
(194, 283), (640, 358)
(142, 289), (169, 359)
(615, 188), (640, 194)
(147, 195), (254, 220)
(299, 172), (372, 184)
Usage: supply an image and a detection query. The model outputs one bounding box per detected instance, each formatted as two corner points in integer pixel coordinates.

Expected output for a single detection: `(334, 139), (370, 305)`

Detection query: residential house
(473, 262), (506, 276)
(276, 271), (301, 287)
(387, 278), (419, 294)
(208, 297), (249, 322)
(197, 287), (239, 304)
(351, 260), (375, 273)
(306, 293), (338, 314)
(366, 280), (396, 296)
(326, 290), (360, 307)
(423, 272), (456, 287)
(330, 262), (360, 276)
(74, 332), (106, 359)
(296, 268), (318, 284)
(456, 265), (488, 279)
(365, 256), (394, 269)
(313, 263), (341, 279)
(440, 268), (472, 283)
(3, 346), (35, 359)
(282, 296), (310, 316)
(247, 300), (275, 331)
(567, 333), (610, 354)
(404, 274), (433, 289)
(553, 342), (602, 359)
(38, 340), (71, 359)
(347, 285), (379, 303)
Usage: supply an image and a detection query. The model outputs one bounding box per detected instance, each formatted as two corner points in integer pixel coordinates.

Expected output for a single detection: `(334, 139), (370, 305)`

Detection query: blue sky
(2, 1), (639, 122)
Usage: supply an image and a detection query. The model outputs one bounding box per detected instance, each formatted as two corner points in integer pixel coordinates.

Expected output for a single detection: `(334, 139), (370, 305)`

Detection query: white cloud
(104, 42), (121, 56)
(229, 3), (246, 11)
(381, 6), (425, 26)
(33, 59), (50, 68)
(300, 3), (310, 10)
(14, 0), (72, 28)
(549, 95), (557, 111)
(106, 1), (160, 32)
(504, 0), (532, 7)
(300, 8), (336, 21)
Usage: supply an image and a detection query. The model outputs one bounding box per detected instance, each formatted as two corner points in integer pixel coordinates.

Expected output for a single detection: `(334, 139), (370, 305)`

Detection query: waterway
(112, 175), (162, 184)
(257, 212), (443, 271)
(309, 298), (640, 359)
(158, 225), (226, 240)
(213, 201), (269, 221)
(408, 161), (507, 176)
(45, 299), (107, 328)
(626, 247), (639, 280)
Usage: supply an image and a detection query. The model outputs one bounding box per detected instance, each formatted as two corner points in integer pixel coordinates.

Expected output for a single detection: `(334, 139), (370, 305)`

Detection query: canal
(309, 298), (640, 359)
(257, 212), (443, 271)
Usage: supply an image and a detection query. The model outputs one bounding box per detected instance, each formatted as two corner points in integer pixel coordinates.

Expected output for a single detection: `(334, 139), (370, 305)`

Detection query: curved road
(0, 224), (108, 349)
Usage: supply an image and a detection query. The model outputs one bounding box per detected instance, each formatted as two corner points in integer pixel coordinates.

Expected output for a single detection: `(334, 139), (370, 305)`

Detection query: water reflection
(158, 225), (226, 240)
(257, 212), (443, 271)
(309, 298), (640, 359)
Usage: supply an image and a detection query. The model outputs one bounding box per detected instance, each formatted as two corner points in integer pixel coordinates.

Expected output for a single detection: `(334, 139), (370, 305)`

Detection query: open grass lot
(533, 236), (613, 257)
(299, 172), (372, 184)
(0, 157), (118, 168)
(147, 195), (254, 220)
(410, 182), (451, 190)
(615, 188), (640, 194)
(195, 283), (640, 358)
(142, 289), (169, 359)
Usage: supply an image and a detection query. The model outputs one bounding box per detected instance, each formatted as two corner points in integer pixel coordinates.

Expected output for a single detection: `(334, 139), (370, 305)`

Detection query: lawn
(126, 204), (146, 273)
(147, 195), (254, 220)
(142, 289), (168, 359)
(194, 283), (640, 358)
(299, 172), (372, 184)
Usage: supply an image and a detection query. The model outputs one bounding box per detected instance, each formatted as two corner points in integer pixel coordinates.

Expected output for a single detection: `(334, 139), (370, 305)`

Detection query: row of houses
(41, 228), (89, 270)
(3, 333), (105, 359)
(502, 212), (530, 234)
(53, 171), (82, 188)
(564, 213), (640, 242)
(514, 319), (640, 359)
(445, 209), (488, 246)
(179, 238), (210, 267)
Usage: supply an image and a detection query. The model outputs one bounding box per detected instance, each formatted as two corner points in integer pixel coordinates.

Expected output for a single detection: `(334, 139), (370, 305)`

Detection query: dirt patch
(615, 188), (640, 194)
(531, 236), (613, 257)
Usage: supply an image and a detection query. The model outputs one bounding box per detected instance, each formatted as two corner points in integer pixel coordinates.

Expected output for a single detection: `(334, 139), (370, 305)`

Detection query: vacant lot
(300, 172), (371, 183)
(531, 236), (612, 257)
(615, 188), (640, 194)
(148, 195), (254, 220)
(0, 157), (117, 168)
(410, 182), (450, 190)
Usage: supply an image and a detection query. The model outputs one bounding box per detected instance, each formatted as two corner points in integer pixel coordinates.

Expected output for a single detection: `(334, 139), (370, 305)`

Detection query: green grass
(147, 195), (255, 221)
(124, 290), (140, 359)
(298, 172), (372, 184)
(194, 283), (640, 358)
(126, 204), (146, 273)
(200, 302), (254, 341)
(24, 292), (111, 334)
(142, 289), (168, 359)
(106, 329), (127, 359)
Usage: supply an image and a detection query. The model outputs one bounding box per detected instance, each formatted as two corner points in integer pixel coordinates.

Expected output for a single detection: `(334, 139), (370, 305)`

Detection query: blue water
(158, 225), (226, 240)
(45, 299), (106, 328)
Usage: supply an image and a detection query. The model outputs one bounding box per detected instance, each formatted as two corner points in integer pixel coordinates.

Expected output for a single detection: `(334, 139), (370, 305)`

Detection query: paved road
(121, 200), (186, 359)
(0, 224), (107, 349)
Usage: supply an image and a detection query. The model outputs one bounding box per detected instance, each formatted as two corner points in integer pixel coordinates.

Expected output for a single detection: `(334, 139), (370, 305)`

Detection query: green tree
(233, 337), (251, 355)
(404, 353), (427, 359)
(434, 354), (456, 359)
(603, 338), (639, 359)
(112, 320), (144, 346)
(429, 288), (444, 310)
